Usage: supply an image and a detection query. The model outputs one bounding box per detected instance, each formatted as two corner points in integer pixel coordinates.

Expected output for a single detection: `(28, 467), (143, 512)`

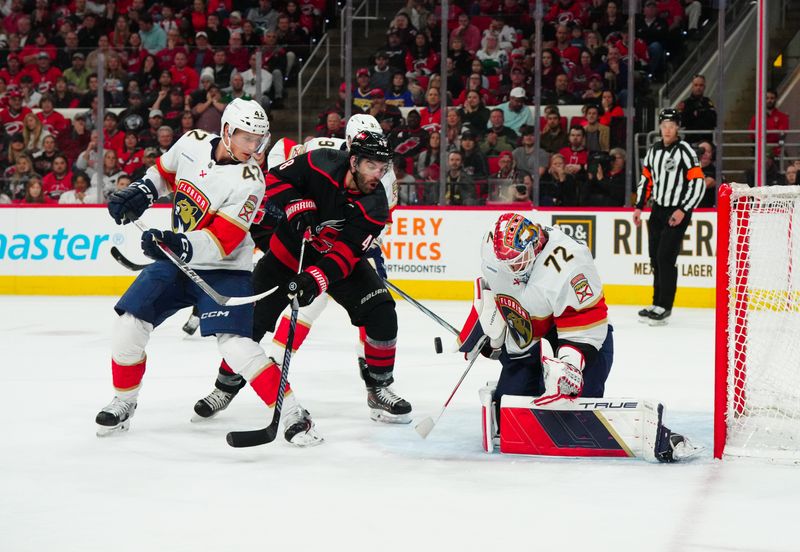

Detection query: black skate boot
(638, 305), (656, 322)
(648, 307), (672, 326)
(357, 357), (369, 383)
(366, 378), (412, 424)
(96, 397), (137, 436)
(192, 371), (246, 421)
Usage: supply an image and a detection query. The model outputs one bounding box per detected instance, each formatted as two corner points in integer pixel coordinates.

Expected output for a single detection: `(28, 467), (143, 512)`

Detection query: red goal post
(715, 183), (800, 461)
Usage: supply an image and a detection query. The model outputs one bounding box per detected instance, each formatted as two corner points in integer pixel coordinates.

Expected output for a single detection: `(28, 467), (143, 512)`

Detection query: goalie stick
(226, 237), (308, 448)
(116, 218), (279, 307)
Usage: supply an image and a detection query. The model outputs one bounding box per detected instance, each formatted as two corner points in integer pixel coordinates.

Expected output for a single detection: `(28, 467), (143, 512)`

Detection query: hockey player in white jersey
(95, 99), (313, 442)
(192, 114), (400, 434)
(462, 212), (699, 461)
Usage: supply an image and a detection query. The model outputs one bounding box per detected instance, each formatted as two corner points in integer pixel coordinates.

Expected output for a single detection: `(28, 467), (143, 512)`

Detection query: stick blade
(226, 426), (278, 448)
(414, 416), (436, 439)
(224, 286), (279, 306)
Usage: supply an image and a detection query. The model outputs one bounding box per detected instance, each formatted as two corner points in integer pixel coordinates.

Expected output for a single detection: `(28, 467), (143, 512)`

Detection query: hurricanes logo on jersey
(495, 294), (534, 349)
(173, 180), (210, 232)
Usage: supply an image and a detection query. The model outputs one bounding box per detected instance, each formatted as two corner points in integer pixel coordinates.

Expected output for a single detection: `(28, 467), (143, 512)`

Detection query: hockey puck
(434, 337), (443, 354)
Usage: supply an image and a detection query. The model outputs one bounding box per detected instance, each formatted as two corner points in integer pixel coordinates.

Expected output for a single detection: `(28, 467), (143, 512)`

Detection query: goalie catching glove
(455, 277), (507, 360)
(534, 339), (585, 406)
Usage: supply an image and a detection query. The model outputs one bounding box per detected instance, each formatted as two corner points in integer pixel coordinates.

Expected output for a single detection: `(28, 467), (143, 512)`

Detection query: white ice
(2, 296), (799, 552)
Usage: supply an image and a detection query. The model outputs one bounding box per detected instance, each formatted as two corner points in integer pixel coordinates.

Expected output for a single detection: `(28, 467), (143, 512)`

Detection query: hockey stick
(226, 238), (308, 448)
(130, 218), (278, 307)
(383, 279), (459, 336)
(110, 246), (149, 271)
(415, 336), (486, 439)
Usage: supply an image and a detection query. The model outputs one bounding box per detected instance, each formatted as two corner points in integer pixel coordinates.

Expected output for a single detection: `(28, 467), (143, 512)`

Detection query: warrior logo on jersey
(495, 294), (534, 348)
(238, 194), (258, 223)
(173, 180), (210, 232)
(570, 273), (594, 304)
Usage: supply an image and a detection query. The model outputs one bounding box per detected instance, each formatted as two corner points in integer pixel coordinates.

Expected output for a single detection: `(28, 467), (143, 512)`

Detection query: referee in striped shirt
(634, 108), (705, 325)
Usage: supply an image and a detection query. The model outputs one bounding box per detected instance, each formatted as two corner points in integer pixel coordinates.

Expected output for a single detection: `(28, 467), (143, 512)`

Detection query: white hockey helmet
(220, 98), (271, 157)
(345, 113), (382, 145)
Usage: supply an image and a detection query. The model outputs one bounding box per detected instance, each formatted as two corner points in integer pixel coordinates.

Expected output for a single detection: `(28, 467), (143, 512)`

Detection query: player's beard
(353, 169), (379, 194)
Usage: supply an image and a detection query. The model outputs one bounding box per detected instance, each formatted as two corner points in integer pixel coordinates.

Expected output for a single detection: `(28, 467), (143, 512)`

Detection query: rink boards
(0, 205), (717, 307)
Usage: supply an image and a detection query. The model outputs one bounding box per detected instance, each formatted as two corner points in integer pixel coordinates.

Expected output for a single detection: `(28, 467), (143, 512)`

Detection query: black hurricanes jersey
(264, 148), (390, 286)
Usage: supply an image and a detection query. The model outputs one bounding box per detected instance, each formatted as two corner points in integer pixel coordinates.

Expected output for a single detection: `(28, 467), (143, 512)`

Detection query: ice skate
(282, 398), (324, 447)
(648, 307), (672, 326)
(638, 305), (656, 322)
(367, 384), (412, 424)
(656, 429), (704, 463)
(96, 397), (137, 436)
(192, 381), (245, 422)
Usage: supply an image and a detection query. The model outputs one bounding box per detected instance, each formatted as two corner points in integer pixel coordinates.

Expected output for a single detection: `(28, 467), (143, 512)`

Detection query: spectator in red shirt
(155, 29), (189, 71)
(541, 49), (565, 92)
(405, 33), (440, 77)
(170, 52), (200, 96)
(749, 89), (791, 155)
(0, 54), (25, 88)
(190, 0), (208, 32)
(125, 33), (148, 75)
(20, 30), (58, 66)
(0, 90), (33, 135)
(102, 112), (126, 154)
(419, 86), (442, 132)
(225, 32), (250, 73)
(559, 125), (589, 176)
(545, 0), (588, 28)
(118, 132), (145, 175)
(599, 89), (625, 126)
(554, 24), (581, 65)
(42, 154), (74, 202)
(37, 95), (71, 139)
(450, 13), (481, 55)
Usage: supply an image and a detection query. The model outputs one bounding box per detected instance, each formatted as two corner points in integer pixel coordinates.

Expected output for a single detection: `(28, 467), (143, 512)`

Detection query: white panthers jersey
(481, 226), (609, 357)
(146, 129), (264, 272)
(266, 136), (397, 212)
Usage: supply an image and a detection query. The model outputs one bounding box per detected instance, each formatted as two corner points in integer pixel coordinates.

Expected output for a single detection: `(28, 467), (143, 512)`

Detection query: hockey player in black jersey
(203, 131), (412, 439)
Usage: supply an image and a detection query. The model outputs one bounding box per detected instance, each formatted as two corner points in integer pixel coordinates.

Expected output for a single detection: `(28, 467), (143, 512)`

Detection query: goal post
(715, 183), (800, 460)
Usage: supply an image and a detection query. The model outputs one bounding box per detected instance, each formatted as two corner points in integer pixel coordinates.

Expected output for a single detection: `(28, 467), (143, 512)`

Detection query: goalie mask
(492, 213), (544, 279)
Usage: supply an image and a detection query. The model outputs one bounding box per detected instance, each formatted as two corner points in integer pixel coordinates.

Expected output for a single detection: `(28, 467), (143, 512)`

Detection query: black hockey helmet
(349, 130), (392, 163)
(658, 108), (681, 126)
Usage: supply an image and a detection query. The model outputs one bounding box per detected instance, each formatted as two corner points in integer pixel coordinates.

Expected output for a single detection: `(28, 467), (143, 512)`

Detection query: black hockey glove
(141, 229), (193, 263)
(108, 179), (157, 224)
(365, 242), (387, 280)
(287, 267), (328, 307)
(285, 198), (318, 234)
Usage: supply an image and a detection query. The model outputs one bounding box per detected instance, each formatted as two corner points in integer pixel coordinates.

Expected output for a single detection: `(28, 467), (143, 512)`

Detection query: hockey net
(715, 183), (800, 460)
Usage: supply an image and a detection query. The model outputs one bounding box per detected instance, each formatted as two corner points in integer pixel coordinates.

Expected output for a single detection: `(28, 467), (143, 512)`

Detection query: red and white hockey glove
(287, 266), (328, 307)
(534, 340), (585, 406)
(285, 198), (318, 234)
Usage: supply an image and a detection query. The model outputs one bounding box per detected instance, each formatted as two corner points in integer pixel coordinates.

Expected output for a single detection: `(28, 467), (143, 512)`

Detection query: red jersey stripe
(204, 215), (248, 256)
(155, 157), (176, 190)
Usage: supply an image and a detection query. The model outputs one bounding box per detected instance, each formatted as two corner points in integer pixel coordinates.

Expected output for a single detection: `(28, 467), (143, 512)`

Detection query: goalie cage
(715, 183), (800, 461)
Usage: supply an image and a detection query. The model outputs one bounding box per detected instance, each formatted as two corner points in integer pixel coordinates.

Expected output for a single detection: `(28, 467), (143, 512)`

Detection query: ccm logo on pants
(201, 311), (230, 319)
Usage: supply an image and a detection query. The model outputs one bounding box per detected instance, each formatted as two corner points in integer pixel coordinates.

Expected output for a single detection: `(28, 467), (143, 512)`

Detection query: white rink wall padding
(0, 205), (717, 306)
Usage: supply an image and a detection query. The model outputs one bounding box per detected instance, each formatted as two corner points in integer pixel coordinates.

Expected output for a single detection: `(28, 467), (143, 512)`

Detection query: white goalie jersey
(144, 129), (264, 272)
(480, 226), (609, 357)
(267, 136), (398, 212)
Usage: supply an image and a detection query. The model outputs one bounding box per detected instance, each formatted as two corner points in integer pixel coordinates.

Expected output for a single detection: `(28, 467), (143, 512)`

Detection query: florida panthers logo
(495, 294), (534, 349)
(173, 180), (210, 232)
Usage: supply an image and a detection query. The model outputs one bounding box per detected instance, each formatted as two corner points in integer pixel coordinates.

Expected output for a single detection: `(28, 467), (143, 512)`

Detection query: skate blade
(96, 420), (130, 437)
(674, 442), (705, 461)
(648, 319), (670, 327)
(190, 411), (221, 423)
(369, 409), (412, 424)
(637, 316), (652, 324)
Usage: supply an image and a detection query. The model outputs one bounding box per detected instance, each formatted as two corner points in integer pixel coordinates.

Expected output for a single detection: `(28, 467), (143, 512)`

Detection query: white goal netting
(724, 184), (800, 460)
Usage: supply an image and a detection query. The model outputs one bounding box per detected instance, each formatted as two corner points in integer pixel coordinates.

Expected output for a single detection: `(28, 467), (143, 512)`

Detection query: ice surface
(1, 296), (799, 552)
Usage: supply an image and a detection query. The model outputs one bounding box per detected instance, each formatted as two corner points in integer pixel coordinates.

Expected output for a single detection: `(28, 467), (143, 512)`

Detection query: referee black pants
(647, 205), (691, 310)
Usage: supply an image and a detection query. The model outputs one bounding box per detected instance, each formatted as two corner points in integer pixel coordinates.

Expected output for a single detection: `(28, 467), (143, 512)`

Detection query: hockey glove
(285, 199), (318, 234)
(287, 267), (328, 307)
(534, 340), (584, 406)
(108, 179), (157, 224)
(141, 229), (193, 263)
(365, 241), (387, 280)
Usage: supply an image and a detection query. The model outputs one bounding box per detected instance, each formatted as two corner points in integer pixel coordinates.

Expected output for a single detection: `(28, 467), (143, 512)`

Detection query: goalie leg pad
(479, 381), (499, 453)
